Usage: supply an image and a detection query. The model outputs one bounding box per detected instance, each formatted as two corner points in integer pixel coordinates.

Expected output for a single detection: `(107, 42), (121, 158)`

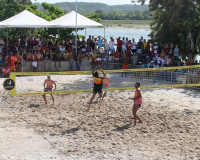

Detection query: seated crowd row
(0, 35), (199, 74)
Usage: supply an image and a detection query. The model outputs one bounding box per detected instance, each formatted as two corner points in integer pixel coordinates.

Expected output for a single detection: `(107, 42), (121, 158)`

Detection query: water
(75, 26), (151, 42)
(74, 27), (200, 61)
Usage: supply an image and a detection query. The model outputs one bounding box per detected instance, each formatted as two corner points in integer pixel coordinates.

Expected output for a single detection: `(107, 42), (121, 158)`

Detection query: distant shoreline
(101, 20), (151, 28)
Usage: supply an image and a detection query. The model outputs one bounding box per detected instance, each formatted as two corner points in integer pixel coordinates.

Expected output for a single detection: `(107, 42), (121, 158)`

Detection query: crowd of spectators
(96, 36), (200, 69)
(0, 35), (200, 76)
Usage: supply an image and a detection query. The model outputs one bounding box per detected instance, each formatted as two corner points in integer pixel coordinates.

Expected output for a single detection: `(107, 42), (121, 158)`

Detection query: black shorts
(134, 104), (141, 108)
(132, 49), (137, 53)
(15, 62), (21, 65)
(52, 54), (57, 61)
(117, 47), (122, 52)
(93, 85), (102, 94)
(44, 88), (52, 92)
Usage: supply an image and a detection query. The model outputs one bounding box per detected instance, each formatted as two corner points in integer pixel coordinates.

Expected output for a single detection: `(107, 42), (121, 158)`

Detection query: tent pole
(104, 26), (108, 68)
(75, 0), (78, 58)
(58, 28), (59, 43)
(104, 26), (105, 46)
(85, 28), (86, 39)
(7, 28), (8, 55)
(21, 28), (23, 73)
(22, 48), (23, 72)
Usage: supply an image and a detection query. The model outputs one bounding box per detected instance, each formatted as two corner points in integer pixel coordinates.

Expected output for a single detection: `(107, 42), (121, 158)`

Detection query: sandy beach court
(0, 79), (200, 160)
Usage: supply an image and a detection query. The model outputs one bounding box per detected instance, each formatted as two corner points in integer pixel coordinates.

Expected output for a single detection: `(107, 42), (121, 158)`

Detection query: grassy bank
(101, 20), (152, 27)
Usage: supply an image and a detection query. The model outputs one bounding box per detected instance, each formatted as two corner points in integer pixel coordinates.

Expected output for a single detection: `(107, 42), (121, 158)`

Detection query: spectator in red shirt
(164, 44), (169, 56)
(126, 50), (132, 63)
(113, 50), (120, 63)
(186, 60), (193, 66)
(126, 40), (132, 51)
(116, 37), (122, 52)
(145, 42), (151, 53)
(32, 38), (38, 47)
(67, 47), (72, 54)
(41, 45), (47, 54)
(121, 59), (128, 77)
(5, 53), (17, 72)
(126, 51), (132, 58)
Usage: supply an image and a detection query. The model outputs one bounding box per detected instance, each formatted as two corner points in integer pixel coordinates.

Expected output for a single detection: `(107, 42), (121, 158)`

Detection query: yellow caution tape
(5, 65), (200, 96)
(10, 65), (200, 76)
(10, 83), (200, 97)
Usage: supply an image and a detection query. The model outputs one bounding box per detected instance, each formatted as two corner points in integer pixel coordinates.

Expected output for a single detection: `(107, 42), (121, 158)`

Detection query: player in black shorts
(87, 65), (107, 111)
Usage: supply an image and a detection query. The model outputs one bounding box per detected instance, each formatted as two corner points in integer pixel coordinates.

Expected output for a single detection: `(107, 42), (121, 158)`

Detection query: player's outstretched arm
(92, 66), (99, 74)
(100, 69), (113, 82)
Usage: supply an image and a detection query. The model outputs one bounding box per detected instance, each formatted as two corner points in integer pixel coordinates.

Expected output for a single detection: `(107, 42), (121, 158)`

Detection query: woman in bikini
(129, 82), (143, 126)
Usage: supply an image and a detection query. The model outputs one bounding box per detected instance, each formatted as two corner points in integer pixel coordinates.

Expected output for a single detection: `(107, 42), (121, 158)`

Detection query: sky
(31, 0), (149, 5)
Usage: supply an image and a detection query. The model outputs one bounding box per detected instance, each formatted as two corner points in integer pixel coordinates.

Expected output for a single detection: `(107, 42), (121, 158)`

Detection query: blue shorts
(69, 62), (74, 68)
(76, 64), (81, 69)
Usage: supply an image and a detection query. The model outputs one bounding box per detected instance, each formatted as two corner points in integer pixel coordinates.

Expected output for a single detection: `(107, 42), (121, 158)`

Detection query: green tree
(36, 2), (74, 41)
(95, 9), (103, 15)
(134, 0), (200, 60)
(87, 13), (101, 22)
(0, 1), (35, 38)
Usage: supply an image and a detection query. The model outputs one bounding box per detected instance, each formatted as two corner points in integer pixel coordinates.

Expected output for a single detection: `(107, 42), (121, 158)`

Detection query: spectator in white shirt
(122, 37), (127, 51)
(131, 39), (137, 53)
(32, 59), (38, 72)
(103, 39), (109, 55)
(154, 42), (158, 56)
(0, 39), (5, 45)
(109, 38), (115, 55)
(59, 45), (66, 54)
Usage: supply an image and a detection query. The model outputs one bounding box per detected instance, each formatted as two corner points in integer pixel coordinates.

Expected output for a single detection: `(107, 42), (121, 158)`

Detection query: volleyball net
(4, 65), (200, 96)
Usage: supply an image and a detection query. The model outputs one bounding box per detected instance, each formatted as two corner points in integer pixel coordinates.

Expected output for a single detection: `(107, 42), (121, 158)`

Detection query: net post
(9, 72), (17, 96)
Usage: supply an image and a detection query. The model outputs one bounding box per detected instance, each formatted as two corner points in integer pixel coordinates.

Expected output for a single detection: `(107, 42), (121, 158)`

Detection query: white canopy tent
(52, 11), (105, 57)
(0, 10), (55, 72)
(51, 11), (103, 28)
(0, 10), (55, 28)
(0, 22), (4, 28)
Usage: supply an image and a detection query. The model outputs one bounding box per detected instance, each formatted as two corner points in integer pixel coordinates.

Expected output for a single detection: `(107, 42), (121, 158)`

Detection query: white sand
(0, 77), (200, 160)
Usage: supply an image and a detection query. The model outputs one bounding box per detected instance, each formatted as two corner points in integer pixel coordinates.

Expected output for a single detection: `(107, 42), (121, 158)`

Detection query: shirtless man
(26, 51), (32, 70)
(43, 76), (56, 104)
(15, 52), (22, 72)
(36, 51), (42, 68)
